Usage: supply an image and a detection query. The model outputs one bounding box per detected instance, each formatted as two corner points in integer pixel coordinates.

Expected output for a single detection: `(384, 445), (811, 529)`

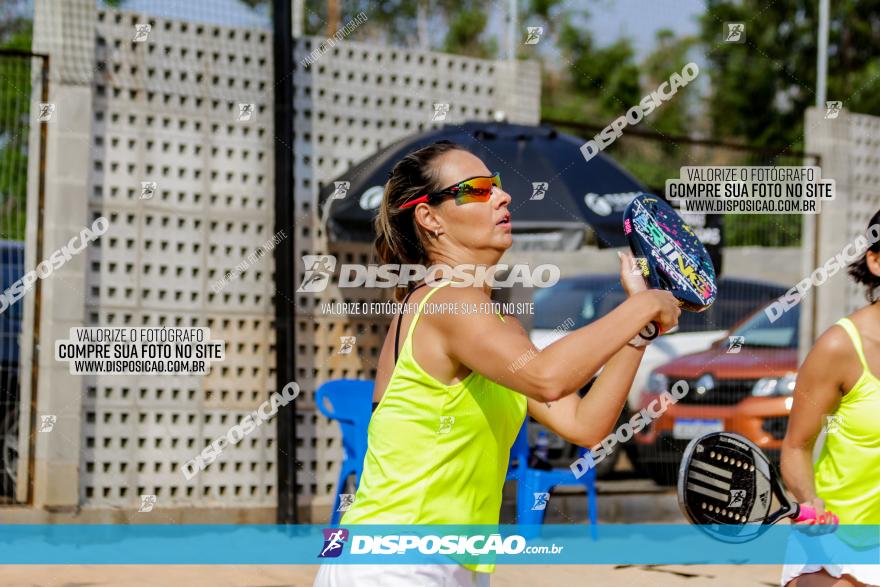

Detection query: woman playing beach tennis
(781, 211), (880, 587)
(313, 141), (680, 587)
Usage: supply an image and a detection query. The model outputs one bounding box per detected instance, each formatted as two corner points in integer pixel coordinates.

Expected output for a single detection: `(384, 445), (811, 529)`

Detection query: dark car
(0, 240), (25, 497)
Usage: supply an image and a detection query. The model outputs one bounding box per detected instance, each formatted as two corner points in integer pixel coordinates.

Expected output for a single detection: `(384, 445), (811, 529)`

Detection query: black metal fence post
(272, 0), (298, 524)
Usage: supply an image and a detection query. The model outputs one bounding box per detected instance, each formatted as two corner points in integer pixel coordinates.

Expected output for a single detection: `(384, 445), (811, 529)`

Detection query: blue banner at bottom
(0, 524), (877, 565)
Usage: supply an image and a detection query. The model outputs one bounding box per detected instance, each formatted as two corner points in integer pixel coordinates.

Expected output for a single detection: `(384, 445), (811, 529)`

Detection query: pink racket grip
(795, 504), (839, 524)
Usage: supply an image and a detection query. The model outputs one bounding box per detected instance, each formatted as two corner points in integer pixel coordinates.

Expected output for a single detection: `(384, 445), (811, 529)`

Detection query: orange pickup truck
(633, 302), (799, 485)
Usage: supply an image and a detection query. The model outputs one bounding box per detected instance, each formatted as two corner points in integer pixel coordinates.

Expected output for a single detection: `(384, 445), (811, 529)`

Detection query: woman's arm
(434, 253), (679, 405)
(528, 342), (645, 447)
(527, 251), (652, 446)
(781, 326), (848, 514)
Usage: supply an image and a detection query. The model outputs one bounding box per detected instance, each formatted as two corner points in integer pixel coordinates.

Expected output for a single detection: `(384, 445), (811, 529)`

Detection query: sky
(588, 0), (705, 59)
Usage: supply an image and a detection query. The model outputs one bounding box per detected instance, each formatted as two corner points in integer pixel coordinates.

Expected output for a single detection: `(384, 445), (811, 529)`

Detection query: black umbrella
(318, 121), (649, 250)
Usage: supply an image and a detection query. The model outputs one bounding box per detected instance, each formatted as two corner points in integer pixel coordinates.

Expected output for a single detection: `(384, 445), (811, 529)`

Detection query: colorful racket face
(677, 432), (799, 543)
(623, 194), (717, 313)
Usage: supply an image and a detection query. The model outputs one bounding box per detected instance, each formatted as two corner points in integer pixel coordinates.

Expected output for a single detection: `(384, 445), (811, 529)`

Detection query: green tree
(0, 19), (33, 241)
(614, 29), (702, 191)
(303, 1), (496, 58)
(696, 0), (880, 246)
(641, 29), (699, 142)
(700, 0), (880, 148)
(532, 2), (641, 124)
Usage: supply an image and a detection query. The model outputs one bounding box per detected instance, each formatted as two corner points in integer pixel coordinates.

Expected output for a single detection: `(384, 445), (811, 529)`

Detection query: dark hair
(374, 140), (467, 301)
(847, 209), (880, 302)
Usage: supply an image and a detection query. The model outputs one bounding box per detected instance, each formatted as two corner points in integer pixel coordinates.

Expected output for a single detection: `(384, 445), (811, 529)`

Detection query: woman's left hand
(618, 250), (648, 297)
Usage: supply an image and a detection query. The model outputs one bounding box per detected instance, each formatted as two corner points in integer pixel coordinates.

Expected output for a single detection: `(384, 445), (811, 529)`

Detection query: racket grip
(795, 505), (839, 524)
(639, 321), (661, 341)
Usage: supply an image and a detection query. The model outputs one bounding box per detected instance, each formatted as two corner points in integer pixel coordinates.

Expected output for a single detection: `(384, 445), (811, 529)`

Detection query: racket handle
(639, 321), (661, 341)
(795, 504), (839, 524)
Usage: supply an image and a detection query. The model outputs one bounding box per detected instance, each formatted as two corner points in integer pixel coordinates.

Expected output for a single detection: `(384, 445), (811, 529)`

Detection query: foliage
(0, 21), (32, 241)
(699, 0), (880, 148)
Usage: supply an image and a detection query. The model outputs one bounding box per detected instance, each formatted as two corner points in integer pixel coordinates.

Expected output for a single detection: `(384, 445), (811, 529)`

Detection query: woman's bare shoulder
(807, 320), (858, 370)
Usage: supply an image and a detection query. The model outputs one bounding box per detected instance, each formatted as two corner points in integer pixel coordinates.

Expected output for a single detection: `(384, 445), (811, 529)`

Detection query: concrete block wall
(293, 36), (541, 515)
(24, 1), (542, 516)
(802, 107), (880, 358)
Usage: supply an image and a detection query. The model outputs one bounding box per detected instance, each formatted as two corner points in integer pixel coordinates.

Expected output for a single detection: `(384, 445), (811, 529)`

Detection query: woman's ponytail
(374, 140), (465, 301)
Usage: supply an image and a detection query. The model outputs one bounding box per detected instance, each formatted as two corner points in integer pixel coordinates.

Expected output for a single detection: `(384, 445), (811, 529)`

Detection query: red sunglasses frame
(398, 172), (501, 210)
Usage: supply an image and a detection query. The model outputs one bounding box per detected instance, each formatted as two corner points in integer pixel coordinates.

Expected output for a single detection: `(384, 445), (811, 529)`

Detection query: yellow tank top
(814, 318), (880, 533)
(341, 281), (528, 572)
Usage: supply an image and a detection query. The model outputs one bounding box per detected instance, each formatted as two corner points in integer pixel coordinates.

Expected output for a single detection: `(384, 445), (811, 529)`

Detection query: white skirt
(313, 564), (491, 587)
(781, 563), (880, 586)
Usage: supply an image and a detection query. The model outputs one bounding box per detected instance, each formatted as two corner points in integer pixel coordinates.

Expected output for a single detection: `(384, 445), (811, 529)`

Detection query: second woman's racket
(677, 432), (837, 543)
(623, 194), (718, 339)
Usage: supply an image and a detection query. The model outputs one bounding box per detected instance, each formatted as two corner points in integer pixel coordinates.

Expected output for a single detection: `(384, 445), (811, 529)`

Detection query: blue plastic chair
(506, 419), (599, 539)
(314, 379), (374, 525)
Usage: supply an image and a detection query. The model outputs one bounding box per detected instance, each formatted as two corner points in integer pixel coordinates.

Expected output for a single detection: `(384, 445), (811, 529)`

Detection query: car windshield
(531, 280), (616, 329)
(532, 277), (786, 334)
(729, 303), (799, 348)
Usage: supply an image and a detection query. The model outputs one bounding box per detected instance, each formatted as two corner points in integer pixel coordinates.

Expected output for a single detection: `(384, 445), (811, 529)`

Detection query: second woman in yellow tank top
(781, 210), (880, 587)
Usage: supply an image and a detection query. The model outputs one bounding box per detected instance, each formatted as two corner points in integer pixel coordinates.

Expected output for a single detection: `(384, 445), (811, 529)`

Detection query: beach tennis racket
(677, 432), (837, 543)
(623, 194), (717, 340)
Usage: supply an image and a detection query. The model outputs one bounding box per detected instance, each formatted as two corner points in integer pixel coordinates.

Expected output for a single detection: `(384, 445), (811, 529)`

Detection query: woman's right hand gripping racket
(623, 194), (718, 340)
(677, 432), (839, 543)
